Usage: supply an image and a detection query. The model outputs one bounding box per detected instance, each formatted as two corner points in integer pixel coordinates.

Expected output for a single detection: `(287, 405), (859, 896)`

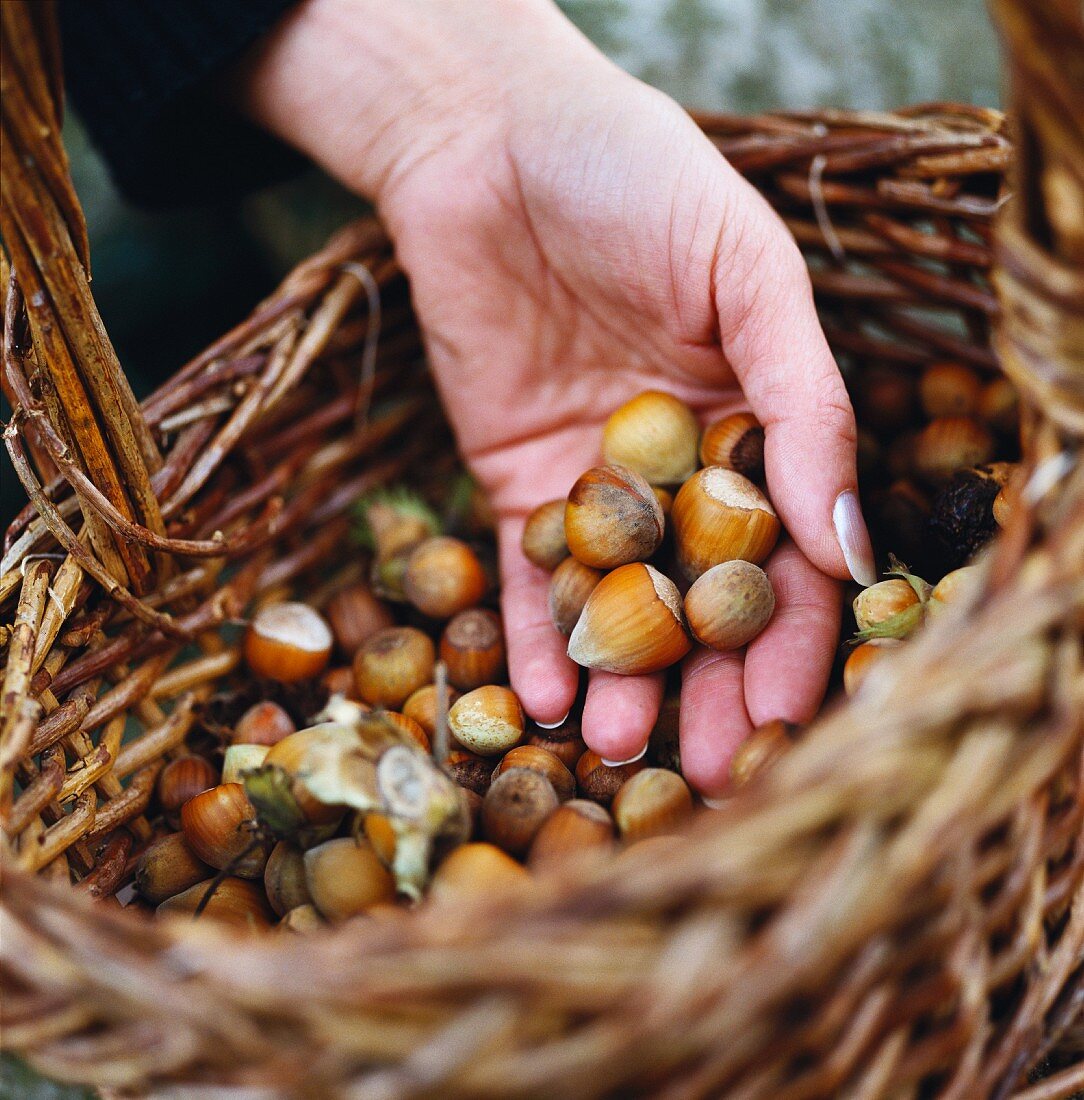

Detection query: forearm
(230, 0), (605, 205)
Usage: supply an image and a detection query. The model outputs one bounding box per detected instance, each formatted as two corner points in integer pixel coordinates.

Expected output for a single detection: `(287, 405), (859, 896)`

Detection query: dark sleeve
(58, 0), (306, 207)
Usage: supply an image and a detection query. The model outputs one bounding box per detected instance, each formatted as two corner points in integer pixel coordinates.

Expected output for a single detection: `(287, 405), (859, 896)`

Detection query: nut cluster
(128, 361), (1019, 933)
(524, 392), (781, 676)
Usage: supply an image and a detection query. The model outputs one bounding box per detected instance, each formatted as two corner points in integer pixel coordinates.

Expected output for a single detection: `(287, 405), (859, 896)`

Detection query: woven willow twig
(2, 0), (1082, 1096)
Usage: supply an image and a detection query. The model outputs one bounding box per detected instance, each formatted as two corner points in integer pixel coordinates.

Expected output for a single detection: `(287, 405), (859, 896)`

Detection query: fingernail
(701, 795), (729, 810)
(601, 743), (648, 767)
(535, 710), (570, 730)
(833, 491), (878, 588)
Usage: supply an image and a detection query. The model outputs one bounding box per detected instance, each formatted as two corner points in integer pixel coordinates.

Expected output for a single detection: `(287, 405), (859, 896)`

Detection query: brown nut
(402, 683), (460, 736)
(564, 465), (664, 569)
(135, 831), (212, 904)
(482, 767), (560, 856)
(325, 582), (394, 656)
(919, 362), (982, 419)
(156, 877), (273, 930)
(527, 725), (587, 771)
(978, 377), (1019, 434)
(548, 556), (604, 636)
(232, 700), (296, 747)
(611, 768), (692, 843)
(402, 536), (487, 619)
(601, 390), (700, 485)
(264, 841), (313, 917)
(157, 756), (217, 823)
(567, 563), (691, 675)
(699, 412), (765, 481)
(913, 417), (994, 483)
(353, 626), (435, 708)
(528, 799), (615, 869)
(852, 578), (923, 633)
(683, 560), (775, 651)
(440, 608), (506, 691)
(671, 467), (779, 580)
(575, 750), (646, 806)
(303, 837), (395, 922)
(729, 719), (798, 790)
(929, 565), (981, 613)
(493, 745), (575, 802)
(322, 665), (362, 699)
(522, 500), (570, 571)
(843, 638), (903, 697)
(244, 601), (333, 683)
(857, 367), (918, 433)
(448, 685), (525, 756)
(444, 748), (493, 796)
(381, 711), (431, 752)
(180, 783), (271, 878)
(428, 843), (530, 902)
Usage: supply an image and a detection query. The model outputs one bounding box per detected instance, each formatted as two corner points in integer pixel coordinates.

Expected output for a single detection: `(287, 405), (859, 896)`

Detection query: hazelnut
(528, 799), (615, 869)
(303, 837), (395, 921)
(382, 711), (431, 752)
(913, 417), (994, 483)
(221, 743), (270, 785)
(857, 367), (918, 432)
(493, 745), (575, 802)
(428, 843), (530, 902)
(929, 565), (981, 613)
(156, 877), (273, 930)
(402, 536), (487, 619)
(264, 841), (312, 917)
(919, 362), (982, 419)
(402, 682), (460, 737)
(278, 904), (324, 934)
(325, 582), (394, 657)
(180, 783), (271, 878)
(521, 500), (570, 571)
(699, 412), (765, 481)
(564, 465), (664, 569)
(575, 750), (646, 806)
(601, 390), (700, 485)
(527, 724), (587, 771)
(440, 608), (506, 691)
(611, 768), (692, 843)
(548, 556), (604, 636)
(353, 626), (435, 708)
(444, 747), (493, 796)
(448, 685), (524, 756)
(232, 700), (296, 746)
(978, 376), (1019, 435)
(852, 578), (922, 634)
(135, 832), (212, 904)
(157, 756), (217, 823)
(671, 467), (779, 580)
(244, 602), (333, 683)
(843, 638), (903, 696)
(481, 767), (560, 856)
(683, 560), (775, 650)
(263, 728), (349, 827)
(729, 719), (798, 789)
(567, 563), (691, 675)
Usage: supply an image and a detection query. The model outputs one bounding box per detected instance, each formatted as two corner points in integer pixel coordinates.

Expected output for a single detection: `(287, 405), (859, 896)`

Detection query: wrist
(231, 0), (599, 207)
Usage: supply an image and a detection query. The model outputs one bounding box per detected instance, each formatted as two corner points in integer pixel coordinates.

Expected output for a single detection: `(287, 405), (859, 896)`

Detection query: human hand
(236, 0), (876, 796)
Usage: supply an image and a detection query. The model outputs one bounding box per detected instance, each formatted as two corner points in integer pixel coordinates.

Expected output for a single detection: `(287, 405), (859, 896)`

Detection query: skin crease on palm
(234, 0), (873, 796)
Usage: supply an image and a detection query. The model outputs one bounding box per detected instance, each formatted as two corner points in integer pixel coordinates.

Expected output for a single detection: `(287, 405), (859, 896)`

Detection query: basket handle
(1, 0), (166, 596)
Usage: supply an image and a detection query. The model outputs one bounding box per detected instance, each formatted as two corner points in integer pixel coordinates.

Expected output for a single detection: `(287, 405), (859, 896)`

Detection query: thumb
(712, 175), (877, 587)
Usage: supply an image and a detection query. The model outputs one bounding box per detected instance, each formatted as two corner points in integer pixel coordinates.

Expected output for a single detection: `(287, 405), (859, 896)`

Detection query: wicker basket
(2, 1), (1081, 1096)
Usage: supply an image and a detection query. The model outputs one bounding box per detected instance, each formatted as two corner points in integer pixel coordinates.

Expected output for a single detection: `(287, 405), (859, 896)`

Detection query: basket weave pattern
(1, 1), (1082, 1096)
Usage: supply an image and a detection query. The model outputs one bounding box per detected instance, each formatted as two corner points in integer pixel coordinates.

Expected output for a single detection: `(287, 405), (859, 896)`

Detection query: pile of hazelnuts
(138, 399), (767, 930)
(844, 361), (1021, 697)
(526, 392), (780, 674)
(134, 368), (1020, 932)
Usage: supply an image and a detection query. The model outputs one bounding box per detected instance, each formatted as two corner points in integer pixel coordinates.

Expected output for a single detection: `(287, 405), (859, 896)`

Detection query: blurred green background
(2, 1), (999, 1095)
